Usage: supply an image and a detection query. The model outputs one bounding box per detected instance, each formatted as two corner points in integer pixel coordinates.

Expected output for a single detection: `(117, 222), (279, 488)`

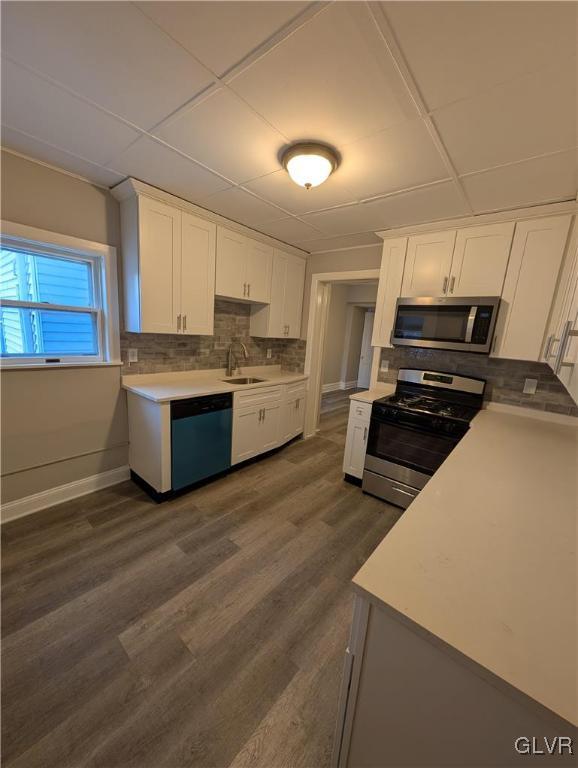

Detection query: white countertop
(122, 366), (308, 402)
(354, 408), (578, 726)
(349, 384), (395, 403)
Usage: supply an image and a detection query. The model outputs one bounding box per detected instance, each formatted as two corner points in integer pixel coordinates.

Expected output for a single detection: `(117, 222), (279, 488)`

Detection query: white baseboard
(322, 382), (342, 394)
(1, 465), (130, 524)
(322, 380), (360, 394)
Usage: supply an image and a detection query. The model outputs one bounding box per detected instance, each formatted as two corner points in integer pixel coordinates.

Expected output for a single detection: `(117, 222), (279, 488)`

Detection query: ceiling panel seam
(457, 146), (578, 179)
(1, 53), (149, 165)
(365, 3), (475, 215)
(134, 1), (332, 144)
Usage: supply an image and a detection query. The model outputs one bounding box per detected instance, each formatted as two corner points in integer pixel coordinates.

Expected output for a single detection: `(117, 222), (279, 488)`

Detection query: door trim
(303, 269), (380, 439)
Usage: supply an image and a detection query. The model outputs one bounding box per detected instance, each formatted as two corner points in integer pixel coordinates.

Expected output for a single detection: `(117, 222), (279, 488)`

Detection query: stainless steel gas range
(362, 368), (485, 508)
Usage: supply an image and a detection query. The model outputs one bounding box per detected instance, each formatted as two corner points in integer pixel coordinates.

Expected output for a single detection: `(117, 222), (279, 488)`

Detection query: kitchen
(1, 2), (577, 767)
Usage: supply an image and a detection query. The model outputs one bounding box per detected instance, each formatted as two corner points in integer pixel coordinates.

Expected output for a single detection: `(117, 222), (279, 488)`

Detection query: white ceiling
(1, 1), (576, 254)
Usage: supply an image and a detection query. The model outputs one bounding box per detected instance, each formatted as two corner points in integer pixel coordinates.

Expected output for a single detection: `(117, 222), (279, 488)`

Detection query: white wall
(321, 281), (378, 388)
(1, 150), (127, 506)
(301, 245), (382, 340)
(322, 284), (350, 386)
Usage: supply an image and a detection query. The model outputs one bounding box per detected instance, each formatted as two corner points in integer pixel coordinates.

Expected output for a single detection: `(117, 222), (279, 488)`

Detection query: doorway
(357, 309), (375, 389)
(304, 270), (381, 438)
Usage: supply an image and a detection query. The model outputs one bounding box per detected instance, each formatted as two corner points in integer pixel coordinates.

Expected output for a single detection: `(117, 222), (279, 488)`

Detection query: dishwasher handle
(171, 393), (232, 420)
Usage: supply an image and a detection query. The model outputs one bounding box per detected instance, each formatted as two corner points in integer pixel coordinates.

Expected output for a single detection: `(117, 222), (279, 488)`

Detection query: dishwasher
(171, 393), (232, 491)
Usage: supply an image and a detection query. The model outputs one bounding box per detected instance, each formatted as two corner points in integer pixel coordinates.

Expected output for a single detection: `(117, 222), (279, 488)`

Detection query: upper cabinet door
(245, 239), (273, 303)
(556, 252), (578, 404)
(180, 212), (216, 336)
(284, 255), (306, 338)
(401, 230), (456, 297)
(267, 250), (288, 337)
(372, 237), (407, 347)
(215, 228), (247, 300)
(449, 222), (514, 297)
(138, 196), (180, 334)
(494, 215), (572, 361)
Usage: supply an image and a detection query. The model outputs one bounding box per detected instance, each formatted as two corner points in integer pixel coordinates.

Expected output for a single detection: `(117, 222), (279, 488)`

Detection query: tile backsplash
(378, 347), (578, 417)
(121, 299), (306, 376)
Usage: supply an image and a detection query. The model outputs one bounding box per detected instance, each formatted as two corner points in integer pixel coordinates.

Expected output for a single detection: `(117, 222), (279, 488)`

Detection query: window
(0, 223), (119, 366)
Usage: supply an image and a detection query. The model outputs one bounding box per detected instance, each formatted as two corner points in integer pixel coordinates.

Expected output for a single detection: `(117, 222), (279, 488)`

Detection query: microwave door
(392, 297), (499, 353)
(395, 305), (471, 343)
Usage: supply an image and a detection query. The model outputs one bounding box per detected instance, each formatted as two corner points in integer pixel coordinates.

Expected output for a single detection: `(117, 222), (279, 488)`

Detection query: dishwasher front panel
(171, 395), (232, 491)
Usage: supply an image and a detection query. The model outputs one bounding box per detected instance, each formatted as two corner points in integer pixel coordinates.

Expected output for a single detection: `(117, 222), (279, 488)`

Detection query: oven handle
(369, 414), (466, 441)
(465, 306), (478, 343)
(391, 485), (418, 498)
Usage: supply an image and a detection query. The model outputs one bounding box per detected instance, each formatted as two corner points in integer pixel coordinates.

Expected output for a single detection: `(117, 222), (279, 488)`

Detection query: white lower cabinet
(231, 381), (307, 465)
(343, 400), (371, 480)
(280, 382), (307, 443)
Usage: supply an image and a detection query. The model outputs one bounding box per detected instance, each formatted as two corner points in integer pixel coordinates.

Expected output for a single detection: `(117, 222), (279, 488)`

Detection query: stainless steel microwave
(391, 296), (501, 353)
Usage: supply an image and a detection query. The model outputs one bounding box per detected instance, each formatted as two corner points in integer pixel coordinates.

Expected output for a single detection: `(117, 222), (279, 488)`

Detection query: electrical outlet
(380, 360), (389, 372)
(128, 348), (138, 364)
(266, 348), (272, 359)
(523, 378), (538, 395)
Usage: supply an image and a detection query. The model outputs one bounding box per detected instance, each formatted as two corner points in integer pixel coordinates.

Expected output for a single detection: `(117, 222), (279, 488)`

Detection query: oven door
(366, 416), (462, 480)
(392, 296), (499, 353)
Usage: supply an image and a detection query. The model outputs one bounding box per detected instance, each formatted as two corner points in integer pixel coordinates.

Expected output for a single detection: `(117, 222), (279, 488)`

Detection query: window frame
(0, 221), (120, 368)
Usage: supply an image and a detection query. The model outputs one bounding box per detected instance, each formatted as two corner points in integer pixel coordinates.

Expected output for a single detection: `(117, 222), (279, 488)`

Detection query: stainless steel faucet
(226, 341), (248, 377)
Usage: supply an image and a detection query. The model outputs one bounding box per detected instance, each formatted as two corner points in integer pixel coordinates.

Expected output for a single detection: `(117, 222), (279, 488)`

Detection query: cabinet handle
(555, 320), (573, 374)
(442, 276), (448, 294)
(262, 408), (266, 421)
(248, 283), (251, 297)
(183, 314), (187, 331)
(449, 276), (455, 294)
(363, 427), (368, 441)
(243, 283), (247, 297)
(177, 314), (181, 332)
(258, 408), (262, 422)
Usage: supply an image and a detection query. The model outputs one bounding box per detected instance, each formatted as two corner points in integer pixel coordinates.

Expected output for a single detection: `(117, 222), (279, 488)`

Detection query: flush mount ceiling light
(281, 142), (339, 190)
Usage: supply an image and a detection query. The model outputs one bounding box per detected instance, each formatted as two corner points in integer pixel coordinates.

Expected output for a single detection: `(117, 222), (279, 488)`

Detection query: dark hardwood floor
(1, 401), (401, 768)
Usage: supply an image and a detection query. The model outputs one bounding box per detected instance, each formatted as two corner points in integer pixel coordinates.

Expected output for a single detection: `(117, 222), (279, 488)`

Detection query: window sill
(0, 360), (123, 371)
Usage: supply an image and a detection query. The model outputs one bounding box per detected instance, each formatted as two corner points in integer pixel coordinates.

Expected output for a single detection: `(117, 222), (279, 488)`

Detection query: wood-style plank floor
(1, 400), (401, 768)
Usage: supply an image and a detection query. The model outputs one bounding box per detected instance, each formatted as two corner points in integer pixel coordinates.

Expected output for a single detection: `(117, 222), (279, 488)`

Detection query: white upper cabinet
(120, 193), (215, 335)
(215, 226), (272, 303)
(555, 251), (578, 405)
(449, 222), (514, 296)
(493, 215), (572, 361)
(215, 228), (246, 301)
(401, 230), (456, 297)
(541, 220), (577, 401)
(284, 254), (306, 338)
(250, 250), (306, 339)
(401, 224), (514, 299)
(372, 237), (407, 348)
(180, 211), (216, 336)
(138, 196), (180, 334)
(246, 239), (273, 303)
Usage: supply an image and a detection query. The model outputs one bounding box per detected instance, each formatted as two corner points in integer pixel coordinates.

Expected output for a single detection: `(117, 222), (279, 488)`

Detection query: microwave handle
(465, 306), (478, 343)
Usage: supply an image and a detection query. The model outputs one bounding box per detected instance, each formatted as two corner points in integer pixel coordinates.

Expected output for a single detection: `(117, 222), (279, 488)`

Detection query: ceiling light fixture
(281, 142), (339, 190)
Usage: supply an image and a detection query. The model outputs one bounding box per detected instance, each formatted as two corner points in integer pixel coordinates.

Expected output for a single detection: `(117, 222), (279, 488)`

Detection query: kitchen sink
(222, 377), (266, 385)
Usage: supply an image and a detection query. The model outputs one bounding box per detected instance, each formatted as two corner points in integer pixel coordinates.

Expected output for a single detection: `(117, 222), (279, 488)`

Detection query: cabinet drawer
(234, 385), (283, 408)
(350, 400), (371, 421)
(285, 380), (307, 399)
